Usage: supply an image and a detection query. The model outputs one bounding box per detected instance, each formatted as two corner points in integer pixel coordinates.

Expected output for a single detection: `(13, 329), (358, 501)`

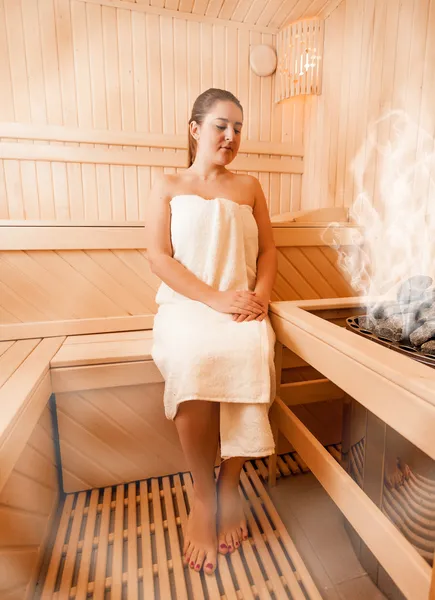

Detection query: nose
(225, 127), (235, 141)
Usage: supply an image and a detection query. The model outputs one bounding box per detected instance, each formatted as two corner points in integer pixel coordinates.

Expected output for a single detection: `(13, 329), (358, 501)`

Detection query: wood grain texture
(0, 227), (359, 330)
(0, 404), (60, 600)
(303, 0), (435, 216)
(40, 462), (321, 599)
(0, 0), (322, 221)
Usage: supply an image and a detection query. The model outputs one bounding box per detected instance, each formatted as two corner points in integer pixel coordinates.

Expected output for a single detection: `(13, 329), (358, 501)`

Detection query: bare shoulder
(145, 174), (178, 264)
(237, 173), (267, 209)
(228, 173), (259, 206)
(241, 174), (275, 253)
(148, 173), (179, 202)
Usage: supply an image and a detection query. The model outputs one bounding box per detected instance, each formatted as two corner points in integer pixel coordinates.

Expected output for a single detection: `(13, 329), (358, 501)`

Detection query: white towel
(151, 194), (276, 423)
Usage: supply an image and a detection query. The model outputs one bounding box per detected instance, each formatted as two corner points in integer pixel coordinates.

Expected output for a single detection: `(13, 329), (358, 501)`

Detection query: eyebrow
(215, 117), (243, 127)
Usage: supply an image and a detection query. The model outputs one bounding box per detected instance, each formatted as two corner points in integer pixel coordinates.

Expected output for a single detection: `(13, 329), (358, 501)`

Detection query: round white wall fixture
(249, 44), (277, 77)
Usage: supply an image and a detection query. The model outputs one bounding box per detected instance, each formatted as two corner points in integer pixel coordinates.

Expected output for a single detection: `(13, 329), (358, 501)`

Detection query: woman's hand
(207, 289), (265, 317)
(232, 291), (269, 322)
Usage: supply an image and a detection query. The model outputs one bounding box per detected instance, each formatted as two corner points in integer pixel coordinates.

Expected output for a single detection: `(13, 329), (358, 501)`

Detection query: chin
(217, 151), (236, 166)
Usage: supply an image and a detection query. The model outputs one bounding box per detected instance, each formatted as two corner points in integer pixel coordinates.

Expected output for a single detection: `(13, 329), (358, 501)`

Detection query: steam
(326, 110), (435, 309)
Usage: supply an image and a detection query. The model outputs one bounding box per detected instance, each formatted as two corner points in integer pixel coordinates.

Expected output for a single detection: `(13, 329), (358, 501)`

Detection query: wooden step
(40, 461), (322, 600)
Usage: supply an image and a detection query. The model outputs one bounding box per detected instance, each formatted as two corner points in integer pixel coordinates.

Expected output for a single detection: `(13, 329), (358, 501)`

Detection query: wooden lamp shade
(275, 18), (325, 101)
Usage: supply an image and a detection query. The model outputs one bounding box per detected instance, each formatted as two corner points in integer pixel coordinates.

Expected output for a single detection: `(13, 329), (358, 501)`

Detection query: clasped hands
(209, 289), (270, 322)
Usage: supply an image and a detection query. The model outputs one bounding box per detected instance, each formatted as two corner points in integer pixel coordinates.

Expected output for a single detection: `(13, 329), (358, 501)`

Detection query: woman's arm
(252, 176), (278, 305)
(254, 248), (278, 305)
(145, 175), (218, 306)
(232, 176), (278, 322)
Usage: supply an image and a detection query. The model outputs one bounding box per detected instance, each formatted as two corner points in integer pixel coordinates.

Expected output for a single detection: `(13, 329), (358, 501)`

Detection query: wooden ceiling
(118, 0), (343, 30)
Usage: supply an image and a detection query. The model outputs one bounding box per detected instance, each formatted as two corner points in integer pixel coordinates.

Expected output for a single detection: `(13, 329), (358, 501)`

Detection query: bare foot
(183, 492), (218, 576)
(216, 479), (248, 554)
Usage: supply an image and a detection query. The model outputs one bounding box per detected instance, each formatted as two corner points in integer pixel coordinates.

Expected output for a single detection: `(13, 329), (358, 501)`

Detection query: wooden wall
(0, 223), (359, 334)
(0, 404), (60, 600)
(303, 0), (435, 212)
(0, 0), (306, 221)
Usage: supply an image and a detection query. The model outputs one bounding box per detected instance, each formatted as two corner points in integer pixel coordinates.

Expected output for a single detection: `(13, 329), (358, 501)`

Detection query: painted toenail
(220, 543), (227, 549)
(235, 542), (239, 547)
(190, 561), (194, 567)
(206, 563), (213, 569)
(228, 546), (233, 551)
(196, 564), (200, 569)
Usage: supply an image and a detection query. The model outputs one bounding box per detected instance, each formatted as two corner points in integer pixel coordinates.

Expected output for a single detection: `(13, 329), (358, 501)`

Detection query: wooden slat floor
(39, 453), (327, 600)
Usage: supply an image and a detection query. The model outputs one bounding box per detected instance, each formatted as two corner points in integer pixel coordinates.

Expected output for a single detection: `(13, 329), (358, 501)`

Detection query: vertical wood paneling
(0, 0), (14, 122)
(4, 0), (30, 123)
(54, 0), (78, 127)
(303, 0), (435, 214)
(87, 3), (108, 129)
(39, 0), (63, 126)
(22, 0), (47, 125)
(0, 1), (308, 221)
(118, 9), (136, 131)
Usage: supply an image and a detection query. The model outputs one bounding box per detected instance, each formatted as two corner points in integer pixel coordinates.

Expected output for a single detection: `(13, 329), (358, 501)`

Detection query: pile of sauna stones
(359, 275), (435, 356)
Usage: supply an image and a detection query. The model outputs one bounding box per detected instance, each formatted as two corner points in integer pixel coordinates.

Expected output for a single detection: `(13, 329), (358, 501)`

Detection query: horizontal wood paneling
(0, 222), (359, 250)
(0, 122), (304, 155)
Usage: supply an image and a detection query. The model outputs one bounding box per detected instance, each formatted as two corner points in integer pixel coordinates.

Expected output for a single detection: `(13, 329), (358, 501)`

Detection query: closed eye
(216, 125), (241, 135)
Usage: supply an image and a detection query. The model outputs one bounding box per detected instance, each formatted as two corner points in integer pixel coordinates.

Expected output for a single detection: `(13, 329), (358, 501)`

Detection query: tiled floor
(269, 472), (387, 600)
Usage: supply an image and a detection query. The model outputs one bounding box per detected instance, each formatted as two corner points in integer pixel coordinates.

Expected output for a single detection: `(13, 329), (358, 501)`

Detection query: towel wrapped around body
(151, 194), (276, 458)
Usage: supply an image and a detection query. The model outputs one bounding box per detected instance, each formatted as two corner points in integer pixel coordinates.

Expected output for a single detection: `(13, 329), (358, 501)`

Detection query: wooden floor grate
(40, 459), (322, 600)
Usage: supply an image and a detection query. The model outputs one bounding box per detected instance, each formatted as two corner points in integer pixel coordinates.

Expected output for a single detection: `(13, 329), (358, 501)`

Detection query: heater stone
(375, 315), (406, 341)
(421, 340), (435, 355)
(409, 320), (435, 347)
(419, 304), (435, 322)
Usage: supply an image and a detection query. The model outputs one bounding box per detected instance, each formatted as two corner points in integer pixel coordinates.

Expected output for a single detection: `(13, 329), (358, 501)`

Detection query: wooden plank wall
(0, 404), (60, 600)
(302, 0), (435, 212)
(0, 228), (357, 329)
(0, 0), (305, 221)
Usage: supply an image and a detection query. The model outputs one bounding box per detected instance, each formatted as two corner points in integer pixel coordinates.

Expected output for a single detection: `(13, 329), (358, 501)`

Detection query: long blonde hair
(187, 88), (243, 167)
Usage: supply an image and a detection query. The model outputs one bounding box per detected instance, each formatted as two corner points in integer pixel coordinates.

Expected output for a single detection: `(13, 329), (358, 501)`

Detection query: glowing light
(275, 18), (324, 101)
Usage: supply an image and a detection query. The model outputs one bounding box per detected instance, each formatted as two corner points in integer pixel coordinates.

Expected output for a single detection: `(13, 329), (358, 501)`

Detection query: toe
(218, 536), (229, 555)
(225, 533), (234, 553)
(232, 532), (240, 550)
(204, 550), (217, 576)
(241, 522), (249, 541)
(194, 550), (205, 572)
(189, 547), (198, 570)
(183, 542), (192, 566)
(182, 536), (190, 555)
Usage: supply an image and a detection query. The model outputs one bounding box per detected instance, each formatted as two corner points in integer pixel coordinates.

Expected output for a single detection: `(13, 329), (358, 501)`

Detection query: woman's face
(192, 100), (243, 166)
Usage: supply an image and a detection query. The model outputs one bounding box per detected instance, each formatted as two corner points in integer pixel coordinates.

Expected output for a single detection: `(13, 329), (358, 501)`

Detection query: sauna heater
(269, 294), (435, 600)
(343, 287), (435, 600)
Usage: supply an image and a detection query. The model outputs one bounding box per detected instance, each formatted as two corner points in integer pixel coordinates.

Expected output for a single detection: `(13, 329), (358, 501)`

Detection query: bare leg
(216, 456), (249, 554)
(174, 400), (220, 575)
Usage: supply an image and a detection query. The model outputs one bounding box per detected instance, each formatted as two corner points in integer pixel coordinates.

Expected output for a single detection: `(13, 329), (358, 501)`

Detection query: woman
(147, 88), (278, 576)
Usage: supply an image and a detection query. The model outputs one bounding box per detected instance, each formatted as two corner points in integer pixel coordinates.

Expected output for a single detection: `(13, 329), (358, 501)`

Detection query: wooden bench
(49, 328), (191, 493)
(0, 337), (63, 600)
(0, 326), (327, 600)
